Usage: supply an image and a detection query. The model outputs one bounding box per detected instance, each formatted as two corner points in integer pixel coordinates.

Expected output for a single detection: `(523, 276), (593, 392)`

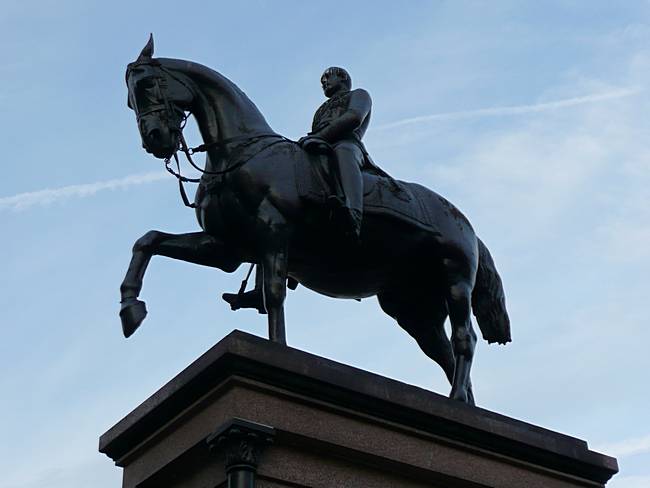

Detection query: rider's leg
(332, 142), (364, 238)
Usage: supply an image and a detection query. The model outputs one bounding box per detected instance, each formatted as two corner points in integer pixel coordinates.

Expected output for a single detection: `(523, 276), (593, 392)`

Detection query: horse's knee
(133, 230), (161, 253)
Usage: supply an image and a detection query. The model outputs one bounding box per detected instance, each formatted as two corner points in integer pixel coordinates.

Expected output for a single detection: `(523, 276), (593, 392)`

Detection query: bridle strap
(133, 62), (293, 208)
(187, 132), (278, 154)
(171, 152), (198, 208)
(165, 133), (293, 209)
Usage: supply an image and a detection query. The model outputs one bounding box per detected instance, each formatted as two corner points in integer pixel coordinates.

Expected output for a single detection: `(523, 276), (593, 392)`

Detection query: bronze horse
(120, 37), (511, 404)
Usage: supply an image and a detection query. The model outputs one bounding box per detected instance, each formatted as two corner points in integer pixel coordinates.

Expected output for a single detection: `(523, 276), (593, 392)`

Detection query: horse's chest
(196, 179), (259, 242)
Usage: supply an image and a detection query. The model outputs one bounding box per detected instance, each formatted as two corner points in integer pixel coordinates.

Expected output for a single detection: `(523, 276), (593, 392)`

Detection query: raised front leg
(119, 230), (241, 337)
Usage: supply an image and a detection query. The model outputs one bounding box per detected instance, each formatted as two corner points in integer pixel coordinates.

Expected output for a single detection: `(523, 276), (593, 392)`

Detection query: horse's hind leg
(443, 257), (478, 404)
(119, 230), (240, 337)
(378, 292), (455, 384)
(407, 312), (476, 405)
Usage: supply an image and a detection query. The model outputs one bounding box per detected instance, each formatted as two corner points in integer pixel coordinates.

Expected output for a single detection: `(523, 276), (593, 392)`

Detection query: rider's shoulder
(350, 88), (371, 100)
(348, 88), (371, 109)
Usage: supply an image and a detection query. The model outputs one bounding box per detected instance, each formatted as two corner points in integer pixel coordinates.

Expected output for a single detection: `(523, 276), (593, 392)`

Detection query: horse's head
(126, 35), (193, 159)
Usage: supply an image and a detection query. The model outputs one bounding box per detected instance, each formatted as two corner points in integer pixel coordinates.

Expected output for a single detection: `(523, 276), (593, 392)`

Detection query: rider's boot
(329, 201), (361, 243)
(343, 207), (362, 241)
(222, 288), (267, 314)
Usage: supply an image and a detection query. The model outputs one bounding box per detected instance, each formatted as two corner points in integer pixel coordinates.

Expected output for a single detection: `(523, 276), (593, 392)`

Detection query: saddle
(296, 151), (441, 233)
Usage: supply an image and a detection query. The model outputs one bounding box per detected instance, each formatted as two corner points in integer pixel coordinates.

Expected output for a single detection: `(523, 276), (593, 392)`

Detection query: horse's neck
(184, 65), (276, 147)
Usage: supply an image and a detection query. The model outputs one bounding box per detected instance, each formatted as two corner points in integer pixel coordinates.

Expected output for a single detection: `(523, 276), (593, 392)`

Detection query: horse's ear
(136, 33), (154, 62)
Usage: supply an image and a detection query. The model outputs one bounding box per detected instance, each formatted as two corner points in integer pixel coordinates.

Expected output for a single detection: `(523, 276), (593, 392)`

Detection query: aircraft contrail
(1, 87), (641, 211)
(0, 171), (167, 211)
(374, 87), (642, 130)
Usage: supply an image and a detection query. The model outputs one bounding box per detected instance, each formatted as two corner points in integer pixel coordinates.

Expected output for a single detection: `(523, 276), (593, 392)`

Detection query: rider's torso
(312, 89), (371, 142)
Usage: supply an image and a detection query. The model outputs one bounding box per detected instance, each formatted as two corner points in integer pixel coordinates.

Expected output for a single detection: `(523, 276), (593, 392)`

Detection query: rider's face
(321, 71), (346, 98)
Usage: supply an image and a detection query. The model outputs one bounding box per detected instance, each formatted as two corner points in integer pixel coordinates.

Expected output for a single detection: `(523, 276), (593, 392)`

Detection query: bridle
(128, 60), (290, 209)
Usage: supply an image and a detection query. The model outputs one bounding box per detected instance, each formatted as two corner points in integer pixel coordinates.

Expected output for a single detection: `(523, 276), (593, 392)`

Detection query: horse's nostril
(148, 128), (161, 142)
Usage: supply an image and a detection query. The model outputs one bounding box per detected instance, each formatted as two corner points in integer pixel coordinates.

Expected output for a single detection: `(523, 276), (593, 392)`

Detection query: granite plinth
(99, 330), (618, 487)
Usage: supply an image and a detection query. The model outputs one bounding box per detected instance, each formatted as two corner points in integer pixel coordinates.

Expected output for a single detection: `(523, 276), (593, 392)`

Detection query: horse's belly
(288, 231), (412, 299)
(290, 266), (386, 299)
(287, 211), (465, 299)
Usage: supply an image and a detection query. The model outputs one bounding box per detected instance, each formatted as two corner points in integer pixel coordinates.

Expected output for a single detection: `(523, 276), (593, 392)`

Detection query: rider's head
(321, 67), (351, 98)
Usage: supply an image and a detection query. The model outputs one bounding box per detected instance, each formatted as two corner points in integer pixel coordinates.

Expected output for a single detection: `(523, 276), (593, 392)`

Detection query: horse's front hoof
(120, 299), (147, 338)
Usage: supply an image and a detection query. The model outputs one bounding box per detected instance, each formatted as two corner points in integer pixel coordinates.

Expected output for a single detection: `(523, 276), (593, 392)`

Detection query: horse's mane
(156, 57), (265, 119)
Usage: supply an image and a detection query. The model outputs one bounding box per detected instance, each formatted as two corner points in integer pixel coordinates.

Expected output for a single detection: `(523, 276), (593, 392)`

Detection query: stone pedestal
(99, 330), (618, 487)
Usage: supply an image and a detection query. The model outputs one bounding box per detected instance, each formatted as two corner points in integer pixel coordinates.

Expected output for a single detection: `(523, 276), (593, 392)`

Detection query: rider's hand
(299, 135), (329, 153)
(298, 135), (317, 145)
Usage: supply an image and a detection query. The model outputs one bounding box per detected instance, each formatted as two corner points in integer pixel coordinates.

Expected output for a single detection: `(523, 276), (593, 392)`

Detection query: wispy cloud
(595, 434), (650, 458)
(374, 87), (642, 130)
(0, 87), (643, 212)
(0, 171), (167, 211)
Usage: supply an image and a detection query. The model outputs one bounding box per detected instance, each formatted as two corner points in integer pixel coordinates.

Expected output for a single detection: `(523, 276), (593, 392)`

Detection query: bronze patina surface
(120, 36), (511, 404)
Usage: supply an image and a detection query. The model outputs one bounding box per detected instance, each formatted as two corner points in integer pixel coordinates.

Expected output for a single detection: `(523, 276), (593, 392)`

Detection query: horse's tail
(471, 238), (511, 344)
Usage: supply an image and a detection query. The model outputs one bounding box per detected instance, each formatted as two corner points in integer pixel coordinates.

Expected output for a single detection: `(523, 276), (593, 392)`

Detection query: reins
(129, 60), (292, 209)
(164, 129), (291, 209)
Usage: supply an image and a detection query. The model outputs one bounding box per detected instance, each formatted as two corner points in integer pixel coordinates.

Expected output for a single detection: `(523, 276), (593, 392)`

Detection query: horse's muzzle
(143, 128), (178, 159)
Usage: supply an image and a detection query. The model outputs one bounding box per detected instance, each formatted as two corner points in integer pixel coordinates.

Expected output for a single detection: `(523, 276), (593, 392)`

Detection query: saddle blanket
(296, 155), (443, 233)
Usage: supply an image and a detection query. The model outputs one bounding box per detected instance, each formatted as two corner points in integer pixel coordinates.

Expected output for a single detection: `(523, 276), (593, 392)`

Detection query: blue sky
(1, 1), (649, 486)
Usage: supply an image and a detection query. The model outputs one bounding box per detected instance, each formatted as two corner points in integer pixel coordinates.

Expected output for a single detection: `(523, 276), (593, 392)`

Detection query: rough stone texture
(99, 330), (618, 487)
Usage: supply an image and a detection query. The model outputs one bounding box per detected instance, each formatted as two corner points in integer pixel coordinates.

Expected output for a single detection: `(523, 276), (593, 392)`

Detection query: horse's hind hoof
(449, 388), (470, 404)
(120, 299), (147, 338)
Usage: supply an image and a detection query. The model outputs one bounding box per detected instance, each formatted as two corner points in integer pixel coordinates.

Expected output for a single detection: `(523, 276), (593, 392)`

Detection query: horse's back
(364, 175), (479, 268)
(363, 175), (471, 236)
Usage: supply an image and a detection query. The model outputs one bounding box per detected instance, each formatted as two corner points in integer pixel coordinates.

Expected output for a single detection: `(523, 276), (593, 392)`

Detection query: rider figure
(299, 66), (373, 241)
(223, 67), (377, 313)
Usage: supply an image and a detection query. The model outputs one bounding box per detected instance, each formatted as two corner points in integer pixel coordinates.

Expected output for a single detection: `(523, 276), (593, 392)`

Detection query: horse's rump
(296, 155), (465, 235)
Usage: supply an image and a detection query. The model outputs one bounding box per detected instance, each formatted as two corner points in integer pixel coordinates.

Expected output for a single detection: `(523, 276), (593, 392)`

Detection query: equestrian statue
(120, 35), (511, 405)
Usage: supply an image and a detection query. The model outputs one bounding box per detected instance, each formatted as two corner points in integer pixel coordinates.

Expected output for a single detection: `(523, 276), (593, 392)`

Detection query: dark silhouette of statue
(120, 35), (511, 405)
(223, 66), (390, 313)
(299, 66), (381, 240)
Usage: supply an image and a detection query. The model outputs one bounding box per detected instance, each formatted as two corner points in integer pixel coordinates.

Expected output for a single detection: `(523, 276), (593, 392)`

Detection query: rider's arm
(313, 89), (371, 142)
